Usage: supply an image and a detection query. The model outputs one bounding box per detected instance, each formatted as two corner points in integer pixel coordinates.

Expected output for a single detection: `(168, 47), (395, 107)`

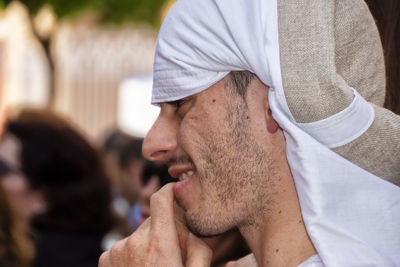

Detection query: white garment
(298, 255), (324, 267)
(152, 0), (400, 266)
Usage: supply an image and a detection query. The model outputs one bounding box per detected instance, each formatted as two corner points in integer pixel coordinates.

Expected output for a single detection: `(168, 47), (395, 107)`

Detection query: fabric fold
(269, 89), (400, 266)
(297, 88), (375, 148)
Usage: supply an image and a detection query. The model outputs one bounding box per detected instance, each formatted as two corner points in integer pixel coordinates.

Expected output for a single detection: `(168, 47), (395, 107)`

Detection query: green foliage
(98, 0), (168, 27)
(1, 0), (169, 27)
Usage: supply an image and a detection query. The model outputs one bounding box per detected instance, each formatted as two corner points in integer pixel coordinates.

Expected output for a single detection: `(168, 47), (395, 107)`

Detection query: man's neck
(238, 168), (317, 267)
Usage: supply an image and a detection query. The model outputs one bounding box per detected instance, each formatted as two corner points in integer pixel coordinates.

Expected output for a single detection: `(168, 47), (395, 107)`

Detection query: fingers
(148, 184), (186, 265)
(98, 184), (214, 267)
(98, 251), (110, 267)
(149, 184), (185, 254)
(150, 183), (176, 230)
(174, 201), (185, 223)
(149, 184), (213, 266)
(186, 233), (213, 267)
(238, 253), (257, 266)
(223, 253), (257, 267)
(174, 219), (190, 246)
(175, 219), (190, 262)
(98, 238), (128, 267)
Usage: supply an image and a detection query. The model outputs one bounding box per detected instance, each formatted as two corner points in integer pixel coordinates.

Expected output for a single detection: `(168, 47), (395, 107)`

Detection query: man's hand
(223, 253), (257, 267)
(99, 183), (213, 266)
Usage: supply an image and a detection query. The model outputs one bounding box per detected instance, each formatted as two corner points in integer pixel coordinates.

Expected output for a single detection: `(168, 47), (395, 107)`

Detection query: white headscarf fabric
(152, 0), (282, 105)
(152, 0), (400, 266)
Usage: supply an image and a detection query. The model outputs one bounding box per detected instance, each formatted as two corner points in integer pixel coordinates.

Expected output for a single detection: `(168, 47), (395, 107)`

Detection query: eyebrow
(161, 96), (193, 108)
(163, 99), (184, 108)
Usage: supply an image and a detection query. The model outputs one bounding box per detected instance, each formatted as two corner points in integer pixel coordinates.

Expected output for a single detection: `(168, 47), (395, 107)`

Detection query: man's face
(143, 76), (277, 237)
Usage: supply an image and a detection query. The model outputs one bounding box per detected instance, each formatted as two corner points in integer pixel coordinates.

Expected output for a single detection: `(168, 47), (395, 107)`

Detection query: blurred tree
(0, 0), (170, 105)
(1, 0), (169, 27)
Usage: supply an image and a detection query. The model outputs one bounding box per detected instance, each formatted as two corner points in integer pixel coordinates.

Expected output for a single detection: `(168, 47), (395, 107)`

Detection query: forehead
(158, 77), (230, 108)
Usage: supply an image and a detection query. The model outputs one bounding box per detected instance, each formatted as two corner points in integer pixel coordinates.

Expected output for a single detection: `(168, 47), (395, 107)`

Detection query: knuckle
(125, 235), (138, 251)
(204, 245), (213, 258)
(98, 251), (109, 266)
(108, 239), (125, 260)
(147, 234), (162, 255)
(108, 245), (118, 260)
(150, 191), (167, 207)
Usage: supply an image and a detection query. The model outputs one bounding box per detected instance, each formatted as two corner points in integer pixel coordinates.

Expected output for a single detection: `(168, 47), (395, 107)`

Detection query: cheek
(179, 109), (215, 144)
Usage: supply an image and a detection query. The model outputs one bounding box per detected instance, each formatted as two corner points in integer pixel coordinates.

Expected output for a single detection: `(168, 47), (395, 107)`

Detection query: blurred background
(0, 0), (173, 139)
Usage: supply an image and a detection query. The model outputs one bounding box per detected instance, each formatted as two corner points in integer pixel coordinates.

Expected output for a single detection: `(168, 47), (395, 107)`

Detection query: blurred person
(0, 183), (34, 267)
(100, 130), (141, 249)
(101, 131), (144, 219)
(102, 129), (136, 200)
(0, 109), (115, 267)
(119, 137), (145, 206)
(0, 132), (46, 224)
(101, 130), (136, 219)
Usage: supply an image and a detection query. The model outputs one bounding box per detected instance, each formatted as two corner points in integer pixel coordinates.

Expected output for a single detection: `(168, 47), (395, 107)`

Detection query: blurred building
(0, 2), (50, 110)
(53, 21), (157, 140)
(0, 2), (158, 141)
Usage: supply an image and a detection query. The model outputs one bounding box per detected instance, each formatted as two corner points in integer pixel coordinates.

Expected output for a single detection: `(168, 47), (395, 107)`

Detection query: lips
(168, 165), (196, 210)
(168, 166), (196, 180)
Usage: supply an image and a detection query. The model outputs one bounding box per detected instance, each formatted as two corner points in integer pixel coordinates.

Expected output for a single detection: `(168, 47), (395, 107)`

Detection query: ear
(264, 95), (279, 134)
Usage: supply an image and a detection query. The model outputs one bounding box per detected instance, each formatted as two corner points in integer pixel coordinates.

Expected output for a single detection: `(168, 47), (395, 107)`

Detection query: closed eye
(169, 98), (189, 110)
(167, 97), (192, 118)
(176, 99), (188, 108)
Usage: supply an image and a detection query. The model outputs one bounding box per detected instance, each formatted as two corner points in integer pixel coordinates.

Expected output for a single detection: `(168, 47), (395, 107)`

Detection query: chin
(184, 212), (232, 238)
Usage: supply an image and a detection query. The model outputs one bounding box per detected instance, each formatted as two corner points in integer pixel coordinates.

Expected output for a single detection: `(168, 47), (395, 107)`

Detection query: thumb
(186, 233), (213, 267)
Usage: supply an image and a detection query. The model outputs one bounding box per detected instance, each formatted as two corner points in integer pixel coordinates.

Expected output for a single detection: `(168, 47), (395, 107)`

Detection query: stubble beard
(184, 98), (276, 237)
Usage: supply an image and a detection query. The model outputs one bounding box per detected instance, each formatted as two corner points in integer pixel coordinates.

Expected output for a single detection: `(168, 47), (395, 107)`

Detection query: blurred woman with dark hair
(0, 109), (115, 267)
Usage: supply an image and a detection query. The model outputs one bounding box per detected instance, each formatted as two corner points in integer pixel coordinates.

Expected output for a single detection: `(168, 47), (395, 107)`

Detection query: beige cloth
(278, 0), (400, 185)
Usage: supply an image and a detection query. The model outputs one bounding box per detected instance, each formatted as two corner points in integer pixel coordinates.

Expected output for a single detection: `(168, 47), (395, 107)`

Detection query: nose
(142, 114), (178, 163)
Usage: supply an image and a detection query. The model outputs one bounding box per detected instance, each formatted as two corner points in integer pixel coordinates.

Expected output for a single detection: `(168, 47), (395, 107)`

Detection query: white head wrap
(152, 0), (400, 266)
